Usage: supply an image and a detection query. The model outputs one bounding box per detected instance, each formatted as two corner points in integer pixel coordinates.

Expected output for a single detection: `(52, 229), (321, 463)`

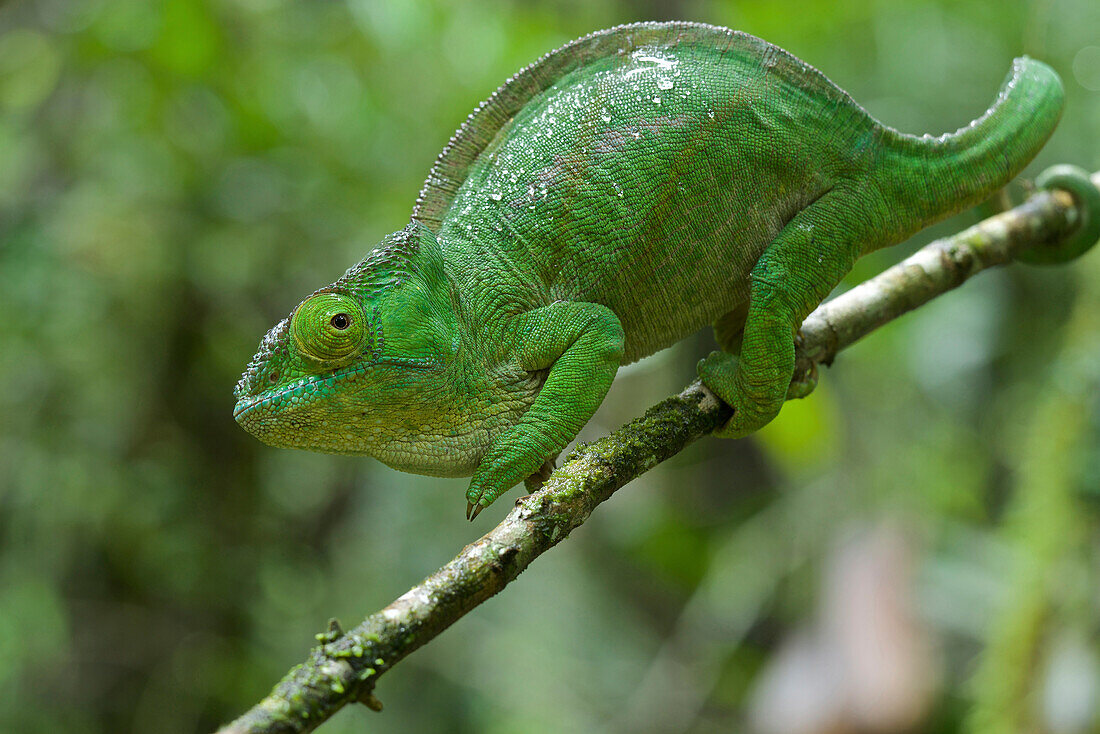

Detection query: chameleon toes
(697, 351), (754, 438)
(787, 341), (819, 399)
(786, 360), (818, 400)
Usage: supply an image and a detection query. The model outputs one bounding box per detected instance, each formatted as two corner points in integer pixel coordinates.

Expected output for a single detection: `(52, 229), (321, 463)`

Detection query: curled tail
(878, 57), (1064, 236)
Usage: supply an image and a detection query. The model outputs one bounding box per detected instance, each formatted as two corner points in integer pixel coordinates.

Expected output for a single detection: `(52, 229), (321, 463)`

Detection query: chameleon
(234, 21), (1066, 520)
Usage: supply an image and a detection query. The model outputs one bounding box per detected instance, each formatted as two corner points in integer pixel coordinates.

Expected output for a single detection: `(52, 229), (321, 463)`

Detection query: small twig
(217, 170), (1097, 734)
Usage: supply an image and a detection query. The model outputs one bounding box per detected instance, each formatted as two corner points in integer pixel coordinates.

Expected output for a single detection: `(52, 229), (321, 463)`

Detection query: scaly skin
(234, 22), (1064, 518)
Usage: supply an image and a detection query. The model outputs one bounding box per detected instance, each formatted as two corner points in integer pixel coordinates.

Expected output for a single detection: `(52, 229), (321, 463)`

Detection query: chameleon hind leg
(699, 192), (861, 438)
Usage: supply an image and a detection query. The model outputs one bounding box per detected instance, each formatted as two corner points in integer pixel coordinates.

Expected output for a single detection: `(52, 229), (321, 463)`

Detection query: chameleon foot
(787, 359), (818, 399)
(697, 350), (781, 439)
(787, 333), (818, 400)
(467, 453), (558, 521)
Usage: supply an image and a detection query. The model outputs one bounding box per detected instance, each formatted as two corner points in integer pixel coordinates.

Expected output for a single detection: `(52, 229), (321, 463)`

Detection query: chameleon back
(421, 24), (875, 362)
(415, 22), (1060, 363)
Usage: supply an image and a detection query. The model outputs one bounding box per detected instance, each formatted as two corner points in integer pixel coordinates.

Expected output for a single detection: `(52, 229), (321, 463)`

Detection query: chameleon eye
(290, 292), (368, 369)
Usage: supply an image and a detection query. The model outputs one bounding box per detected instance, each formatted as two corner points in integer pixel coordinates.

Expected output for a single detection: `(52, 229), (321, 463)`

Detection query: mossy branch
(217, 169), (1100, 734)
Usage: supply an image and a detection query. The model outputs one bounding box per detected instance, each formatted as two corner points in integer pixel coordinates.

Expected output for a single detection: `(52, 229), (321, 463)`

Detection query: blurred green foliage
(2, 1), (1099, 732)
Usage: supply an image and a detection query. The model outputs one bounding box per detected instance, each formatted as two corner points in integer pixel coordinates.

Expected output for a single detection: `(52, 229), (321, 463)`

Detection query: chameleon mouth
(232, 395), (264, 421)
(232, 379), (309, 423)
(232, 356), (439, 423)
(232, 370), (345, 425)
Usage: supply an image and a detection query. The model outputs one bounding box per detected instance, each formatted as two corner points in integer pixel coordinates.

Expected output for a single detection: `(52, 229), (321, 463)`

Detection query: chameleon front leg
(699, 192), (862, 438)
(466, 302), (624, 519)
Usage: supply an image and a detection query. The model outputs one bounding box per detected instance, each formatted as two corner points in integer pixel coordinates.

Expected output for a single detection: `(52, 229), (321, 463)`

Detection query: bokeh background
(3, 0), (1100, 732)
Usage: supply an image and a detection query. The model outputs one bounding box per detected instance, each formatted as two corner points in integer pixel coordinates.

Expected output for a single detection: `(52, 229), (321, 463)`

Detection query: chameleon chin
(235, 21), (1064, 519)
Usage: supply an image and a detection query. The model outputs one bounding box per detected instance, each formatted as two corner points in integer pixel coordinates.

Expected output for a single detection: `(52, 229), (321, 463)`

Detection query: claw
(468, 502), (485, 521)
(466, 501), (475, 521)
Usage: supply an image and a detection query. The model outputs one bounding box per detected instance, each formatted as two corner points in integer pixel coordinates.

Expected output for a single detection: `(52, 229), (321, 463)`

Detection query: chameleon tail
(877, 57), (1064, 239)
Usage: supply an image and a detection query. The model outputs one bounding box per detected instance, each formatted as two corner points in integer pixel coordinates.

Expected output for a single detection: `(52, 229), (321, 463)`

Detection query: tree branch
(217, 170), (1099, 734)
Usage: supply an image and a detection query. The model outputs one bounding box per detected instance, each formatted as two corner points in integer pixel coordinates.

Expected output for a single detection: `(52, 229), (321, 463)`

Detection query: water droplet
(489, 192), (502, 201)
(656, 78), (674, 90)
(652, 96), (661, 105)
(707, 110), (715, 119)
(612, 181), (624, 198)
(601, 111), (612, 124)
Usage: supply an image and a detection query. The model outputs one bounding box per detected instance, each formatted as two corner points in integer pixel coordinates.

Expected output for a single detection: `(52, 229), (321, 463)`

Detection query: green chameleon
(235, 22), (1065, 520)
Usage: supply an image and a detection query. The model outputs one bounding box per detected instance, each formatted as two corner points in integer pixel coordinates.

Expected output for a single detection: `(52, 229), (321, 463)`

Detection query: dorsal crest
(410, 21), (858, 231)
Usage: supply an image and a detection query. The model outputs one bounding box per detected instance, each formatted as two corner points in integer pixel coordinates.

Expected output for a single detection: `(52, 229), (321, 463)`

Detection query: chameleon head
(233, 223), (497, 477)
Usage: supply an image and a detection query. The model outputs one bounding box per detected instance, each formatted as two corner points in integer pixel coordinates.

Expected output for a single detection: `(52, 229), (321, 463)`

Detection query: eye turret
(290, 291), (370, 369)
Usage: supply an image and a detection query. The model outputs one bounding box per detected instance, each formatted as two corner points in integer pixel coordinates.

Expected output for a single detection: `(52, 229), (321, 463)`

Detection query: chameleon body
(234, 22), (1064, 518)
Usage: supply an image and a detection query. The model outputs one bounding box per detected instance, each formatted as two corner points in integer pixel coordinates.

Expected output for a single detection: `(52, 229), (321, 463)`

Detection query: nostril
(268, 372), (279, 383)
